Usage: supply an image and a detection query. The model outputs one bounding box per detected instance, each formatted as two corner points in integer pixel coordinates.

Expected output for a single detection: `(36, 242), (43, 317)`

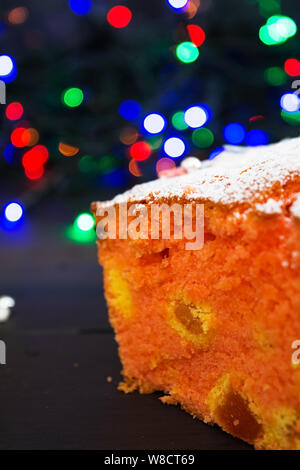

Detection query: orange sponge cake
(92, 137), (300, 450)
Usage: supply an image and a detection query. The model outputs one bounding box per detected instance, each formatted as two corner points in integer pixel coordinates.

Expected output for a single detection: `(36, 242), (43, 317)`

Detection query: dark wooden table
(0, 202), (251, 450)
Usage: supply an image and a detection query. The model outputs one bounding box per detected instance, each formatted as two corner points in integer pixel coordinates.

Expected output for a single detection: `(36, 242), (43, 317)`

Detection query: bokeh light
(119, 100), (141, 120)
(223, 123), (246, 145)
(172, 111), (188, 130)
(0, 55), (14, 77)
(187, 25), (206, 46)
(62, 87), (84, 107)
(8, 7), (29, 24)
(192, 128), (214, 148)
(69, 0), (92, 15)
(184, 106), (207, 128)
(143, 113), (166, 134)
(209, 147), (224, 160)
(120, 127), (139, 145)
(176, 42), (199, 63)
(5, 102), (23, 120)
(58, 142), (79, 157)
(280, 93), (300, 112)
(25, 166), (44, 181)
(129, 159), (142, 177)
(129, 141), (152, 161)
(167, 0), (189, 9)
(4, 202), (23, 223)
(259, 16), (297, 46)
(107, 6), (132, 28)
(164, 137), (185, 158)
(264, 66), (286, 86)
(11, 128), (30, 147)
(22, 145), (49, 172)
(26, 128), (40, 147)
(284, 58), (300, 77)
(246, 129), (268, 146)
(156, 157), (176, 176)
(75, 213), (94, 231)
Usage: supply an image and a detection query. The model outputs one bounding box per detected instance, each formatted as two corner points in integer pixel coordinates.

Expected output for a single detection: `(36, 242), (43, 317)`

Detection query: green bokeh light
(264, 66), (286, 86)
(75, 213), (94, 232)
(176, 42), (199, 64)
(65, 212), (96, 244)
(172, 111), (188, 130)
(259, 15), (297, 45)
(192, 128), (214, 148)
(62, 87), (84, 107)
(78, 154), (119, 174)
(281, 109), (300, 125)
(259, 0), (281, 19)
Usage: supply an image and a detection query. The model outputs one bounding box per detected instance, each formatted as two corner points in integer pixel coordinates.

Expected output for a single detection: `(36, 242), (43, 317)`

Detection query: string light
(223, 123), (246, 145)
(163, 137), (185, 158)
(284, 58), (300, 77)
(69, 0), (92, 15)
(176, 42), (199, 63)
(107, 6), (132, 29)
(129, 141), (151, 161)
(246, 130), (268, 146)
(119, 100), (141, 120)
(143, 113), (166, 134)
(62, 87), (84, 107)
(280, 93), (300, 112)
(184, 105), (207, 128)
(187, 25), (206, 47)
(4, 202), (23, 223)
(5, 102), (23, 120)
(192, 128), (214, 148)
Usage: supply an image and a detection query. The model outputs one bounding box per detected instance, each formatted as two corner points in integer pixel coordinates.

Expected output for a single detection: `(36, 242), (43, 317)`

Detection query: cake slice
(92, 137), (300, 450)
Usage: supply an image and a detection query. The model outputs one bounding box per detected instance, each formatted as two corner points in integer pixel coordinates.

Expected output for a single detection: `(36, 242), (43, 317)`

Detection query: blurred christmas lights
(76, 213), (94, 231)
(107, 6), (132, 29)
(284, 58), (300, 77)
(66, 212), (96, 244)
(143, 113), (166, 134)
(192, 128), (214, 148)
(184, 105), (207, 128)
(120, 127), (139, 145)
(172, 111), (188, 130)
(246, 130), (268, 146)
(259, 16), (297, 46)
(187, 25), (206, 47)
(176, 42), (199, 63)
(58, 142), (79, 157)
(280, 93), (300, 112)
(5, 102), (23, 120)
(0, 55), (15, 79)
(8, 7), (29, 24)
(69, 0), (92, 15)
(164, 137), (185, 158)
(4, 202), (23, 223)
(223, 123), (246, 145)
(156, 157), (176, 176)
(209, 147), (224, 160)
(25, 166), (44, 181)
(62, 87), (84, 107)
(129, 159), (142, 177)
(119, 100), (141, 120)
(264, 66), (286, 86)
(167, 0), (189, 9)
(129, 141), (151, 161)
(11, 127), (30, 147)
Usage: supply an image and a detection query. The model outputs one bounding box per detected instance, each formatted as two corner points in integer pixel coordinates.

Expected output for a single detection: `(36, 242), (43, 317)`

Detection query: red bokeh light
(284, 58), (300, 77)
(25, 166), (44, 180)
(22, 145), (49, 171)
(11, 127), (30, 147)
(6, 102), (24, 120)
(187, 25), (206, 47)
(129, 141), (151, 161)
(107, 6), (132, 29)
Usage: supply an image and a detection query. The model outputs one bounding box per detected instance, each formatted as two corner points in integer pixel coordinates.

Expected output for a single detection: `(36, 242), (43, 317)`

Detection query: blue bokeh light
(119, 100), (141, 120)
(69, 0), (92, 15)
(246, 129), (268, 146)
(209, 147), (224, 160)
(223, 123), (246, 145)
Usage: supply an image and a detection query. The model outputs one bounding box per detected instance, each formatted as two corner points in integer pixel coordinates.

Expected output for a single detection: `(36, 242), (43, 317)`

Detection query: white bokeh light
(77, 213), (94, 231)
(4, 202), (23, 222)
(184, 106), (207, 128)
(280, 93), (300, 112)
(0, 55), (14, 77)
(164, 137), (185, 158)
(143, 113), (165, 134)
(168, 0), (189, 9)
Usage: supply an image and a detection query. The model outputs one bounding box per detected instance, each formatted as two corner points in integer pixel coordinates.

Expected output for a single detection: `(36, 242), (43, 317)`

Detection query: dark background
(0, 0), (298, 450)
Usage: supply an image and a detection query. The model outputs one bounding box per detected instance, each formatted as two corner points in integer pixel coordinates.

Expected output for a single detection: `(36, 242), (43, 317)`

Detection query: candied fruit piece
(174, 301), (203, 334)
(215, 390), (262, 443)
